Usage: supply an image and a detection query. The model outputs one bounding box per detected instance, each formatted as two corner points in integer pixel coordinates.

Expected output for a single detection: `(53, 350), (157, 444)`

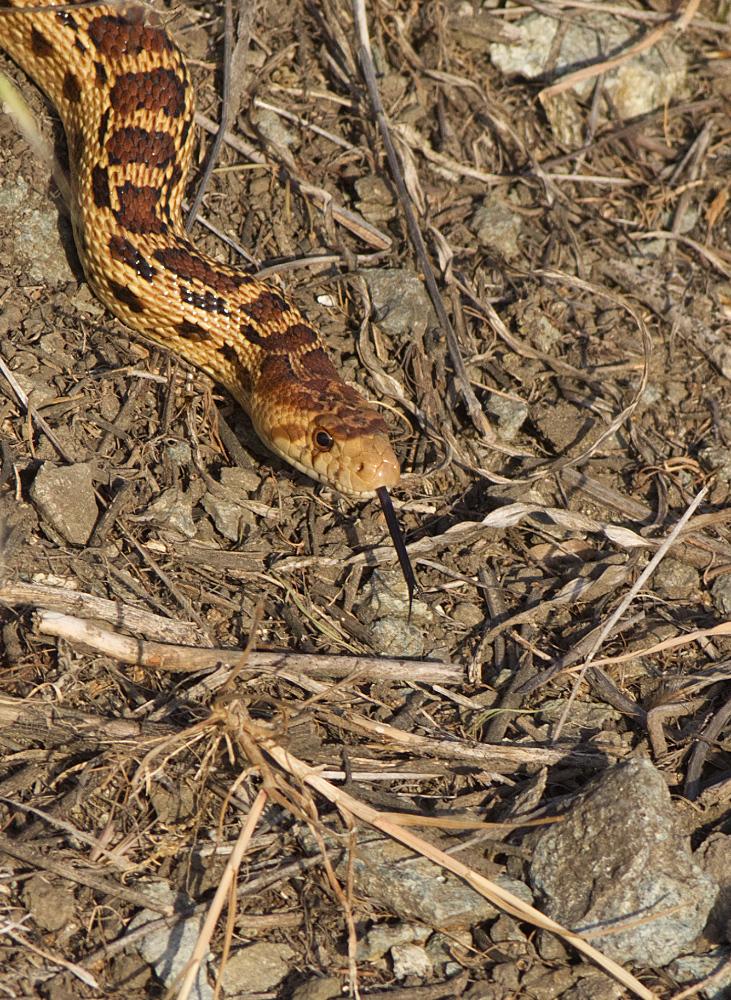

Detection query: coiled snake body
(0, 0), (400, 496)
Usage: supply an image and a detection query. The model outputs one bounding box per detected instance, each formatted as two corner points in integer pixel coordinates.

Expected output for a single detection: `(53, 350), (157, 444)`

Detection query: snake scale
(0, 0), (401, 496)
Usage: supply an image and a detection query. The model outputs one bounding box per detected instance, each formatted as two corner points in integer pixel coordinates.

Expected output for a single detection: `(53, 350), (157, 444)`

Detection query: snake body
(0, 0), (400, 496)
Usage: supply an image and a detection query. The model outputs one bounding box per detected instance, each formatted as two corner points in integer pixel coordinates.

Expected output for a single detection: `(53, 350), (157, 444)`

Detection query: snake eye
(315, 430), (334, 451)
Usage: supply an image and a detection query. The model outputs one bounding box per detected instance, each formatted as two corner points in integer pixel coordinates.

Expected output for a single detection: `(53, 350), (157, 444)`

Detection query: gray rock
(462, 983), (504, 1000)
(219, 467), (261, 493)
(299, 828), (501, 929)
(530, 758), (718, 966)
(391, 943), (432, 979)
(290, 976), (342, 1000)
(695, 833), (731, 943)
(0, 302), (24, 337)
(355, 176), (394, 206)
(371, 617), (424, 657)
(23, 876), (75, 932)
(668, 948), (731, 1000)
(425, 929), (472, 976)
(489, 13), (687, 149)
(355, 176), (397, 224)
(139, 487), (197, 538)
(165, 441), (192, 466)
(201, 493), (256, 542)
(11, 372), (58, 409)
(653, 558), (700, 600)
(450, 602), (484, 627)
(490, 914), (527, 944)
(0, 175), (75, 286)
(253, 107), (300, 150)
(128, 884), (212, 1000)
(712, 574), (731, 616)
(219, 941), (294, 994)
(560, 971), (624, 1000)
(109, 953), (151, 990)
(357, 922), (430, 961)
(471, 194), (522, 261)
(484, 390), (528, 442)
(519, 966), (574, 999)
(699, 445), (731, 482)
(30, 462), (98, 545)
(361, 570), (431, 625)
(538, 698), (620, 739)
(364, 269), (437, 338)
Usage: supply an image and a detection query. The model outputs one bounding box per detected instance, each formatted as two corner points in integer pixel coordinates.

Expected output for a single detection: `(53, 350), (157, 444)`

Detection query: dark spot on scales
(74, 37), (87, 55)
(30, 27), (53, 58)
(109, 235), (157, 283)
(91, 164), (110, 210)
(109, 67), (186, 119)
(107, 280), (144, 314)
(56, 12), (78, 30)
(106, 127), (175, 169)
(179, 117), (192, 150)
(87, 15), (173, 59)
(240, 321), (318, 355)
(98, 108), (110, 150)
(179, 284), (229, 316)
(177, 320), (211, 342)
(220, 343), (239, 365)
(240, 290), (289, 323)
(62, 71), (82, 104)
(152, 245), (246, 297)
(95, 61), (107, 88)
(114, 182), (166, 235)
(219, 344), (253, 393)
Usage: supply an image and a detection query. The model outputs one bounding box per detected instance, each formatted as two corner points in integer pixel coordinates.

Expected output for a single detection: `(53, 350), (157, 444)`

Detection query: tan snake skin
(0, 0), (400, 496)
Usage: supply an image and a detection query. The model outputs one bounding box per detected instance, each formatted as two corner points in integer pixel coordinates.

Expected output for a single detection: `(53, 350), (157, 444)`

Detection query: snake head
(306, 412), (400, 496)
(257, 407), (400, 497)
(250, 352), (400, 496)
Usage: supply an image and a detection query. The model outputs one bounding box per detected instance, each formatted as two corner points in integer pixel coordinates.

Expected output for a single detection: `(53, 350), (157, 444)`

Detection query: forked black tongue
(376, 486), (415, 621)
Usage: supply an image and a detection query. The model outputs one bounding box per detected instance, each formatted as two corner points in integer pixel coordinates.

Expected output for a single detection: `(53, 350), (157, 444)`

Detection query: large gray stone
(530, 758), (718, 966)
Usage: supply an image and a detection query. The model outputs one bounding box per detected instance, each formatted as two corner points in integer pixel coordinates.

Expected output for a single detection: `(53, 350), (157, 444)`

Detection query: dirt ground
(2, 0), (731, 997)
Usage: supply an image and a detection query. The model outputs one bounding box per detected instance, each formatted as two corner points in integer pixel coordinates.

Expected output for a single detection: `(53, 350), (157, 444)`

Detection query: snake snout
(309, 415), (400, 496)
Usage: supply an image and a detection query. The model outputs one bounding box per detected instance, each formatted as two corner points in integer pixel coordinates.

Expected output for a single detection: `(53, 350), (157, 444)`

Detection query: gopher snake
(0, 0), (400, 496)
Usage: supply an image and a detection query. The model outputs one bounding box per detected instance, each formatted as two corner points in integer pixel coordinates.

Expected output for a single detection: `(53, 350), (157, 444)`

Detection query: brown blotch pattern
(107, 279), (144, 313)
(300, 346), (341, 380)
(30, 27), (53, 58)
(97, 108), (110, 150)
(106, 127), (175, 169)
(114, 181), (166, 235)
(91, 164), (110, 210)
(240, 321), (318, 355)
(87, 15), (172, 60)
(56, 11), (78, 30)
(62, 70), (81, 104)
(240, 289), (289, 324)
(165, 162), (183, 197)
(255, 354), (297, 398)
(109, 67), (186, 119)
(152, 245), (245, 297)
(179, 284), (229, 316)
(220, 344), (253, 393)
(109, 234), (156, 282)
(178, 319), (211, 342)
